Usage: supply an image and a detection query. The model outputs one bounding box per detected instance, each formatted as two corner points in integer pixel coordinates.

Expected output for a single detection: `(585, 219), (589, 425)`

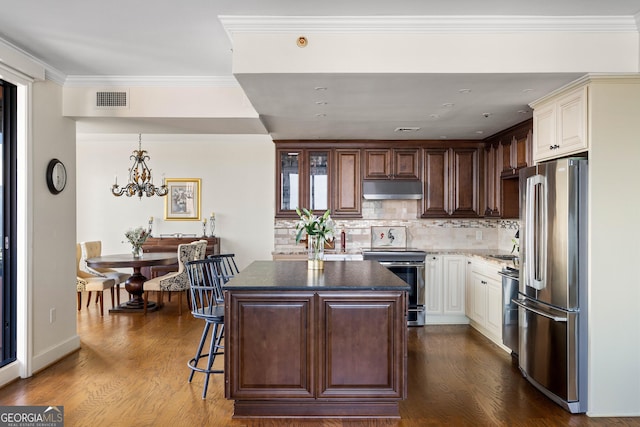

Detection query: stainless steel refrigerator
(515, 157), (588, 413)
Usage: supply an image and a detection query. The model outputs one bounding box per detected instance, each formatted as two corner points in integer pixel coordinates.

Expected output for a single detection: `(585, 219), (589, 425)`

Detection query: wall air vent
(95, 91), (129, 109)
(394, 127), (420, 132)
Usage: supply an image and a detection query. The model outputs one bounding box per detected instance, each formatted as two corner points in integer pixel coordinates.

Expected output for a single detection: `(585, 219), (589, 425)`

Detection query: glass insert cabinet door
(278, 149), (330, 216)
(308, 151), (328, 211)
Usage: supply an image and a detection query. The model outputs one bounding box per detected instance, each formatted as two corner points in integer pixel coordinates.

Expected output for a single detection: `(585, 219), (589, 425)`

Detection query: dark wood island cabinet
(223, 260), (410, 418)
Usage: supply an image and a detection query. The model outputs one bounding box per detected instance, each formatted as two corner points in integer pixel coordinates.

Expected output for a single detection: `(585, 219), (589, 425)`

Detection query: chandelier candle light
(295, 208), (335, 270)
(209, 212), (216, 237)
(112, 134), (169, 199)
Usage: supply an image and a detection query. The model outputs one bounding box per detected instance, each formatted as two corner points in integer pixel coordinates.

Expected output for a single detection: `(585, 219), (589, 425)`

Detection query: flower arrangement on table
(124, 226), (150, 257)
(295, 208), (335, 268)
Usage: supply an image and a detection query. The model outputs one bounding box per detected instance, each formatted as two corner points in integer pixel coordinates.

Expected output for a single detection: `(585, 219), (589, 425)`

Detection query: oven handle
(378, 261), (425, 267)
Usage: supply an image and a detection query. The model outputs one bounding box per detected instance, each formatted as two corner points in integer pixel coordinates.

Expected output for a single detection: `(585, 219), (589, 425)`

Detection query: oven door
(380, 262), (425, 326)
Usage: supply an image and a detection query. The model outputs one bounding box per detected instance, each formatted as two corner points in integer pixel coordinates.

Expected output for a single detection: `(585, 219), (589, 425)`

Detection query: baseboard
(31, 334), (81, 375)
(0, 361), (20, 388)
(424, 314), (470, 325)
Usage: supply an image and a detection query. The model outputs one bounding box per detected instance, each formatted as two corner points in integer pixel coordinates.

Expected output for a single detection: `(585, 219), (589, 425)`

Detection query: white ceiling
(0, 0), (639, 139)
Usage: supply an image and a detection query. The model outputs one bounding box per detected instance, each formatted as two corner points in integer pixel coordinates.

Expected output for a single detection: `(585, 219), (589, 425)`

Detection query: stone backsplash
(274, 200), (520, 254)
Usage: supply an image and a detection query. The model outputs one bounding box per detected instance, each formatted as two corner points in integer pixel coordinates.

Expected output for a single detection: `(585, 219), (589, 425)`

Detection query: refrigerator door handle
(513, 298), (568, 322)
(525, 174), (547, 290)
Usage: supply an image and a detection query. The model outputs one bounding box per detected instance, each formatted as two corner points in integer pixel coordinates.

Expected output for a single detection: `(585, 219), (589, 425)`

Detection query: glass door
(308, 151), (328, 211)
(0, 80), (17, 367)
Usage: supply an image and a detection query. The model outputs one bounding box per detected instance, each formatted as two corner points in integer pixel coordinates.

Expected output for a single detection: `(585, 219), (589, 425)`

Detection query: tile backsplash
(274, 200), (520, 254)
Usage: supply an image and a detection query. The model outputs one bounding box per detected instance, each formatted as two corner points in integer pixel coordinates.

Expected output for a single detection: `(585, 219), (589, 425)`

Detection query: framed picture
(371, 226), (407, 248)
(164, 178), (201, 221)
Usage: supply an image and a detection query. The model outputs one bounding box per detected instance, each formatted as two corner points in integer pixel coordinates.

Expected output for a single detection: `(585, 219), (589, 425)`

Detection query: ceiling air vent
(95, 91), (128, 109)
(394, 127), (420, 133)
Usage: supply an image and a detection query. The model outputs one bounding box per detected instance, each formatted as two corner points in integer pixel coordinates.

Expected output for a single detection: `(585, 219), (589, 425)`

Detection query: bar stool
(207, 253), (239, 283)
(186, 257), (225, 399)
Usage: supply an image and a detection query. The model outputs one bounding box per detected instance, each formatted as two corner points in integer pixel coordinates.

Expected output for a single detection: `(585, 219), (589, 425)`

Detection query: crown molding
(219, 15), (639, 39)
(63, 75), (240, 87)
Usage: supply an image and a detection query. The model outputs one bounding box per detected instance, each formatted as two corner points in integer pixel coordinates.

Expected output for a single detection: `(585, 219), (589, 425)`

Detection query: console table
(141, 236), (220, 278)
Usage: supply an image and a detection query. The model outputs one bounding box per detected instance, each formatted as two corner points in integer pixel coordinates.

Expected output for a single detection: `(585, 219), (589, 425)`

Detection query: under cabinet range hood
(362, 180), (423, 200)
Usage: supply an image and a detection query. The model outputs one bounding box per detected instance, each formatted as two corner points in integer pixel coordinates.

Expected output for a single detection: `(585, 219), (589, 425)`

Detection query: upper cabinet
(276, 148), (332, 217)
(364, 148), (420, 180)
(276, 142), (362, 218)
(421, 146), (482, 218)
(531, 84), (588, 162)
(484, 119), (532, 218)
(333, 149), (362, 218)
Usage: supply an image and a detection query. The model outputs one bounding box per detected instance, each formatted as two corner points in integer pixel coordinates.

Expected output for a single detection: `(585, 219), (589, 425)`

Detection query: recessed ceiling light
(476, 130), (484, 134)
(458, 89), (471, 94)
(440, 135), (448, 139)
(482, 112), (492, 118)
(315, 113), (326, 118)
(442, 103), (455, 108)
(394, 127), (420, 132)
(517, 109), (529, 114)
(523, 88), (534, 93)
(314, 87), (327, 91)
(429, 114), (439, 119)
(315, 101), (328, 105)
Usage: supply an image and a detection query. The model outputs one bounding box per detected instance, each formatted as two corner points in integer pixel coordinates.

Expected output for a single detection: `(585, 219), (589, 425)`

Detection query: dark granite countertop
(223, 260), (411, 291)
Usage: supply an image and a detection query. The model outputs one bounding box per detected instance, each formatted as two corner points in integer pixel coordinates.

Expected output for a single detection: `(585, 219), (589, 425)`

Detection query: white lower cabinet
(425, 255), (467, 324)
(465, 257), (504, 348)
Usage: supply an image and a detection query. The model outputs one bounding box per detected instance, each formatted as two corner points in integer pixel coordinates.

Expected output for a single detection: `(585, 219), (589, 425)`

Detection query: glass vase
(132, 246), (143, 258)
(307, 235), (325, 270)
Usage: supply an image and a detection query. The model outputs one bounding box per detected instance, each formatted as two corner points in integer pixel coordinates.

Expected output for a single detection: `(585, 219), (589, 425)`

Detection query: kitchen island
(222, 260), (410, 418)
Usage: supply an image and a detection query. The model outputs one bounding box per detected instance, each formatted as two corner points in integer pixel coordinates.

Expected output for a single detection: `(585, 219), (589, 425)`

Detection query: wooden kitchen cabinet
(276, 147), (331, 217)
(421, 147), (481, 218)
(484, 119), (532, 218)
(425, 254), (467, 324)
(483, 142), (501, 217)
(275, 143), (362, 218)
(224, 261), (408, 418)
(364, 148), (420, 180)
(332, 149), (361, 217)
(465, 257), (503, 346)
(425, 255), (443, 315)
(532, 84), (588, 162)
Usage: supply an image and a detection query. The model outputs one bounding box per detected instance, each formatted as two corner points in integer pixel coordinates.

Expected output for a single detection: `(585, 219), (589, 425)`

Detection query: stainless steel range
(362, 248), (426, 326)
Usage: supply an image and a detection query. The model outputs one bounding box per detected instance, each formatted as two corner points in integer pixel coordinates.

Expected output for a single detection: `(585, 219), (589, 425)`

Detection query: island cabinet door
(316, 291), (407, 399)
(225, 292), (315, 399)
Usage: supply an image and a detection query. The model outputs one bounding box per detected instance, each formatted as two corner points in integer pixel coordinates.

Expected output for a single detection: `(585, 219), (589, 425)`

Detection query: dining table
(86, 252), (177, 313)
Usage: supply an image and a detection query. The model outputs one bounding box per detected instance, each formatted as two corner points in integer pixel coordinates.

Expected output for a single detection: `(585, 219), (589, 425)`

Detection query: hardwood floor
(0, 291), (637, 426)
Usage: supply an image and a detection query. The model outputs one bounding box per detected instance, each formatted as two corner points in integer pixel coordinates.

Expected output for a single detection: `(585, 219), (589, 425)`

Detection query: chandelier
(111, 134), (168, 199)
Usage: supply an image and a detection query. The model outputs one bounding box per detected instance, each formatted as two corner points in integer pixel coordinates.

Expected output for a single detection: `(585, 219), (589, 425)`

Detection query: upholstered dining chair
(143, 240), (207, 315)
(80, 241), (130, 306)
(76, 244), (116, 316)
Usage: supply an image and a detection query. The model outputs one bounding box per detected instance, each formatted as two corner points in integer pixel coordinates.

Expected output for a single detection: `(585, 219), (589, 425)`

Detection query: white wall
(76, 134), (275, 270)
(587, 79), (640, 416)
(30, 80), (80, 372)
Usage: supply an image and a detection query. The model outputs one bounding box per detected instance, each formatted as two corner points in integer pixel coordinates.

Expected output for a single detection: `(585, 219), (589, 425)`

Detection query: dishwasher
(498, 266), (519, 356)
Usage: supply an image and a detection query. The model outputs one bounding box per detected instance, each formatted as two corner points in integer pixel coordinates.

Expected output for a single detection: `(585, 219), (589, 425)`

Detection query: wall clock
(46, 158), (67, 194)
